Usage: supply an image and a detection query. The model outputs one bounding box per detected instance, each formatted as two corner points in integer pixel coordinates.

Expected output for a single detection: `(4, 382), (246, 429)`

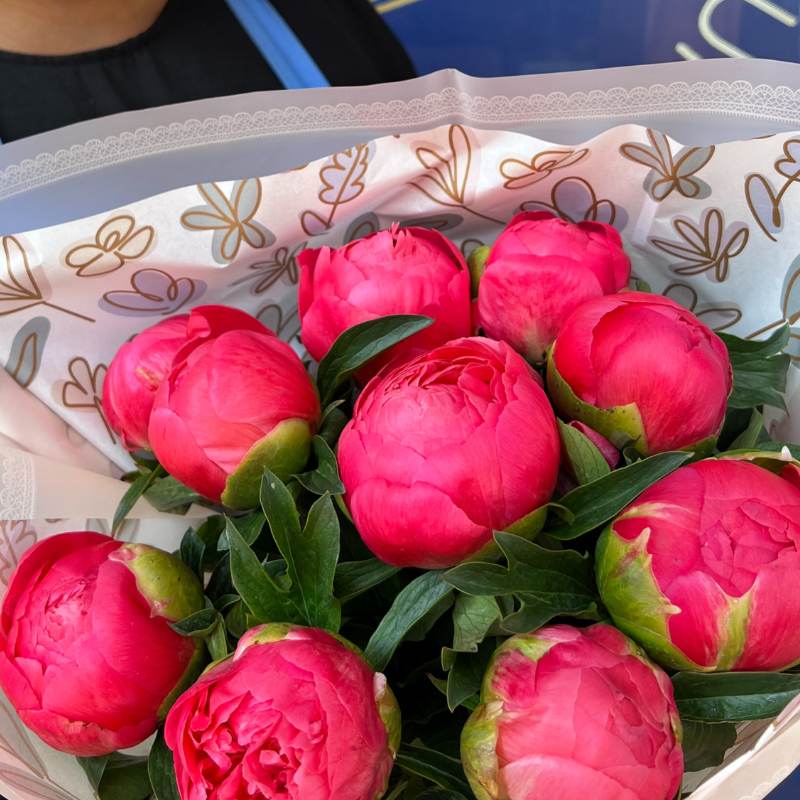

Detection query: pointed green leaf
(226, 518), (298, 623)
(179, 528), (205, 579)
(334, 559), (400, 602)
(77, 755), (109, 791)
(112, 466), (164, 534)
(451, 594), (500, 654)
(364, 571), (454, 671)
(148, 729), (180, 800)
(217, 512), (266, 551)
(558, 419), (611, 485)
(681, 721), (737, 772)
(395, 744), (471, 796)
(97, 756), (151, 800)
(316, 314), (433, 403)
(672, 671), (800, 721)
(545, 451), (692, 539)
(293, 435), (345, 495)
(169, 606), (219, 637)
(444, 641), (493, 712)
(728, 408), (765, 450)
(145, 475), (200, 513)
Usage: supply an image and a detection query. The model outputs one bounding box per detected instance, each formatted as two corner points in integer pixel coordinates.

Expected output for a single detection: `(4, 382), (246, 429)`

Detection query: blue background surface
(374, 1), (800, 797)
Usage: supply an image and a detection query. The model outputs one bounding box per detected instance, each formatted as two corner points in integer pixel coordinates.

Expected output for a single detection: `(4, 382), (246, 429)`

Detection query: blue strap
(224, 0), (330, 89)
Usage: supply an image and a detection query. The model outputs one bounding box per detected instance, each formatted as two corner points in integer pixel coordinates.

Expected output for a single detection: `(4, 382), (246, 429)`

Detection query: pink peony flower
(298, 225), (472, 375)
(147, 307), (320, 508)
(597, 456), (800, 671)
(165, 624), (400, 800)
(477, 212), (630, 362)
(338, 337), (560, 568)
(462, 624), (683, 800)
(0, 532), (204, 756)
(548, 291), (732, 455)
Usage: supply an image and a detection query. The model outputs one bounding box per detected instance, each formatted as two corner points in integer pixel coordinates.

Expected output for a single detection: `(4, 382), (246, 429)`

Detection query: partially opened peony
(298, 225), (472, 374)
(462, 624), (683, 800)
(165, 623), (400, 800)
(338, 337), (560, 568)
(477, 212), (630, 361)
(548, 292), (732, 455)
(148, 307), (320, 508)
(0, 532), (204, 756)
(597, 456), (800, 671)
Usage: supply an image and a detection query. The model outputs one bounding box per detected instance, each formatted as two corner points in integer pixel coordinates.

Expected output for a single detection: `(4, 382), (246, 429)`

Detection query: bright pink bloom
(338, 337), (560, 568)
(462, 624), (683, 800)
(0, 532), (204, 756)
(597, 457), (800, 671)
(148, 307), (320, 508)
(549, 292), (732, 455)
(298, 225), (472, 374)
(165, 624), (400, 800)
(478, 212), (630, 361)
(103, 305), (270, 450)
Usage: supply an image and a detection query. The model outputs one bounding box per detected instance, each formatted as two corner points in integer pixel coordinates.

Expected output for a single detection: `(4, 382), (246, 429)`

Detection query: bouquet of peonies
(2, 207), (799, 800)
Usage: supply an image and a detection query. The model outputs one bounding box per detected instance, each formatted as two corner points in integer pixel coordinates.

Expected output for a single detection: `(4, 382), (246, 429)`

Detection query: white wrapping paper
(2, 82), (800, 799)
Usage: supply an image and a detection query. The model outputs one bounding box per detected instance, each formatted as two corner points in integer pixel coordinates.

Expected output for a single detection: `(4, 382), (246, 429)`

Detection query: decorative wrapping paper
(2, 120), (800, 800)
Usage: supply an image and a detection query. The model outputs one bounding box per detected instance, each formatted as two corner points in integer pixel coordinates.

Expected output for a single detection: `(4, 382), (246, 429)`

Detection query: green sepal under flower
(595, 511), (751, 672)
(221, 418), (313, 509)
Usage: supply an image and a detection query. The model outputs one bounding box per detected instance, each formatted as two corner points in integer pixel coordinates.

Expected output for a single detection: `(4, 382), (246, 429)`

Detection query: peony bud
(462, 624), (683, 800)
(547, 291), (732, 455)
(477, 212), (630, 362)
(0, 532), (204, 756)
(103, 305), (270, 451)
(338, 337), (560, 569)
(597, 456), (800, 671)
(165, 623), (400, 800)
(148, 307), (320, 508)
(298, 225), (472, 375)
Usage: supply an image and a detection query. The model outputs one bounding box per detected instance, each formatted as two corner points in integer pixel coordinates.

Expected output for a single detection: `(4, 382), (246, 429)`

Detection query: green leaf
(451, 594), (500, 653)
(77, 755), (109, 791)
(719, 325), (790, 410)
(148, 729), (180, 800)
(558, 419), (611, 485)
(293, 435), (345, 495)
(112, 466), (164, 534)
(444, 532), (597, 632)
(334, 559), (400, 602)
(144, 475), (200, 513)
(406, 593), (455, 642)
(395, 744), (471, 796)
(97, 756), (151, 800)
(445, 642), (493, 712)
(728, 408), (765, 450)
(217, 512), (266, 551)
(672, 671), (800, 722)
(415, 792), (468, 800)
(681, 720), (737, 772)
(206, 619), (230, 661)
(364, 571), (454, 671)
(169, 606), (219, 637)
(429, 675), (478, 712)
(546, 451), (692, 539)
(316, 314), (433, 404)
(226, 518), (298, 623)
(261, 472), (341, 631)
(179, 528), (205, 579)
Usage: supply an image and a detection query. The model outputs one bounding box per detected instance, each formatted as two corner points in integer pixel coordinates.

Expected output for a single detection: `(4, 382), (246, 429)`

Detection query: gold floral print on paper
(620, 129), (715, 201)
(300, 144), (373, 236)
(4, 316), (50, 389)
(521, 176), (622, 226)
(744, 138), (800, 242)
(100, 269), (206, 317)
(410, 125), (503, 225)
(64, 215), (155, 277)
(232, 242), (306, 296)
(181, 179), (275, 263)
(60, 357), (114, 442)
(662, 283), (742, 332)
(0, 522), (35, 587)
(256, 303), (301, 342)
(0, 236), (93, 322)
(650, 209), (749, 282)
(499, 148), (589, 190)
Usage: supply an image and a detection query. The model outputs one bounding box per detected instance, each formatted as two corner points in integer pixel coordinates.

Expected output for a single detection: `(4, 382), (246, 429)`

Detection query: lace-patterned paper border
(3, 79), (800, 198)
(0, 449), (34, 520)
